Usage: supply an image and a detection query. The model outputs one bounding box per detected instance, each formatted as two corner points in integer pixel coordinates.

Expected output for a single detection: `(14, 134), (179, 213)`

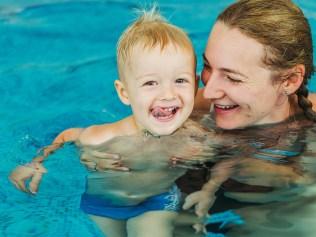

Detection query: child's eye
(142, 80), (158, 86)
(175, 78), (188, 84)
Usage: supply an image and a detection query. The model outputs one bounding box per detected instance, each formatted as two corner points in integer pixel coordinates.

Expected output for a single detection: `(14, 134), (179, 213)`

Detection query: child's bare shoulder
(53, 128), (83, 144)
(78, 116), (136, 146)
(78, 124), (113, 146)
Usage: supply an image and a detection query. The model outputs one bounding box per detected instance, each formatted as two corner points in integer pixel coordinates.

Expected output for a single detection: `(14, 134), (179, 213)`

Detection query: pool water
(1, 1), (316, 237)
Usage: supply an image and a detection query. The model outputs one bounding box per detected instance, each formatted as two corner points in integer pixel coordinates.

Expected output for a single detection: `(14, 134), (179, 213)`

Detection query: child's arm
(9, 128), (82, 194)
(35, 128), (83, 162)
(10, 117), (134, 193)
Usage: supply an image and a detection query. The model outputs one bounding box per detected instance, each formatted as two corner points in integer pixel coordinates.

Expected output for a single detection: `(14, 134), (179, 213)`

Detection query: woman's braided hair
(217, 0), (316, 121)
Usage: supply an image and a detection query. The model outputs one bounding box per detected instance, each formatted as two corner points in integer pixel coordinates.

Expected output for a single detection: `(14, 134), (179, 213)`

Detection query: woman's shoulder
(308, 93), (316, 111)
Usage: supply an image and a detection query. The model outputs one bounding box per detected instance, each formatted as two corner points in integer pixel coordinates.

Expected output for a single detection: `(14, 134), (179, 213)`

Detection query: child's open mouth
(150, 106), (179, 122)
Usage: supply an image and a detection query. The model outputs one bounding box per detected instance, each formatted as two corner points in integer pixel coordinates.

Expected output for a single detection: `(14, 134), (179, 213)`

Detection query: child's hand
(182, 190), (216, 218)
(9, 162), (47, 194)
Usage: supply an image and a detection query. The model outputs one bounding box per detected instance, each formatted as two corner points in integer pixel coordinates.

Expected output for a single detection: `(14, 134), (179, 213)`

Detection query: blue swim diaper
(80, 185), (181, 220)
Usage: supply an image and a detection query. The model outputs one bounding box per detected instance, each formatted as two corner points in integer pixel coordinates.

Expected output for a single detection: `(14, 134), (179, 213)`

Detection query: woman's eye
(226, 75), (242, 84)
(142, 81), (158, 86)
(175, 78), (188, 84)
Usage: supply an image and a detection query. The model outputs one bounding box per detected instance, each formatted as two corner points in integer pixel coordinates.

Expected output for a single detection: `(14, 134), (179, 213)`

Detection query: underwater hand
(170, 156), (207, 170)
(174, 210), (206, 234)
(9, 162), (47, 194)
(182, 190), (215, 218)
(80, 150), (130, 172)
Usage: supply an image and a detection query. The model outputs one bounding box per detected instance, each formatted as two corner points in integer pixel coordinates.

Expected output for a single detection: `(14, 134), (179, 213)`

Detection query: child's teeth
(151, 106), (178, 118)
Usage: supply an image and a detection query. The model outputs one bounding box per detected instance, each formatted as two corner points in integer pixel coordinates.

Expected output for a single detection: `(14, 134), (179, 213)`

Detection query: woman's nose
(202, 71), (224, 99)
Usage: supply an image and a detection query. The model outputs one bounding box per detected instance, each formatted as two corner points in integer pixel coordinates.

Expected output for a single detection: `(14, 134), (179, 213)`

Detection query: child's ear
(282, 64), (305, 95)
(114, 80), (130, 105)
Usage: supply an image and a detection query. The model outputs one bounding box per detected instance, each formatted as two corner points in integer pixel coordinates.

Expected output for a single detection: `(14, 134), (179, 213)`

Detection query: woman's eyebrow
(203, 53), (248, 79)
(221, 68), (249, 79)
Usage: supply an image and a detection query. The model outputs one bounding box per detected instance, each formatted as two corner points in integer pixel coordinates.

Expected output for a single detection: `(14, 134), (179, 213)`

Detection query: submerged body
(81, 128), (198, 207)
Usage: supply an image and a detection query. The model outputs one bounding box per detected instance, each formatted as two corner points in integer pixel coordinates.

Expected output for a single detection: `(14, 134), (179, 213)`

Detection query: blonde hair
(116, 6), (195, 80)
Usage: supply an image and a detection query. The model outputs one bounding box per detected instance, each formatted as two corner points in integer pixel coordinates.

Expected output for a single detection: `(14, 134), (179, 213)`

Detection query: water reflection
(178, 111), (316, 236)
(82, 111), (316, 236)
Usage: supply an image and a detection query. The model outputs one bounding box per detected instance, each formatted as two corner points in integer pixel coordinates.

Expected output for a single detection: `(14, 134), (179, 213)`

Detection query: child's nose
(159, 84), (176, 101)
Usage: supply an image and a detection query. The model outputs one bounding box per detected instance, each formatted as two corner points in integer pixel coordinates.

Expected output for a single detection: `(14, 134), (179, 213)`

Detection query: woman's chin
(216, 119), (244, 130)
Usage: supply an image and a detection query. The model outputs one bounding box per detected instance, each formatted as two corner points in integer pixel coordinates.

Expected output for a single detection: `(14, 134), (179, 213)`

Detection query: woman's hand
(80, 149), (130, 171)
(182, 190), (216, 218)
(181, 190), (215, 234)
(9, 161), (47, 194)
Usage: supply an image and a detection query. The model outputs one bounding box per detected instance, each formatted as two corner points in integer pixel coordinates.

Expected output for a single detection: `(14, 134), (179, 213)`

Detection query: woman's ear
(282, 64), (305, 95)
(114, 80), (130, 105)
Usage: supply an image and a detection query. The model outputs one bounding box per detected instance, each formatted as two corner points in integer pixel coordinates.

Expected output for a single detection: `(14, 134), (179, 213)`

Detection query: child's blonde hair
(117, 6), (195, 80)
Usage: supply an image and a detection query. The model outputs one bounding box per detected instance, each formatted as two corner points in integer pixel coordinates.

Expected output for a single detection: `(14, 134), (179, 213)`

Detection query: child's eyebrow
(135, 73), (158, 80)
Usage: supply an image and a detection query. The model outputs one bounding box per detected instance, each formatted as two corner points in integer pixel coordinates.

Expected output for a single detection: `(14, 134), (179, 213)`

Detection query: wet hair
(116, 6), (196, 81)
(217, 0), (316, 121)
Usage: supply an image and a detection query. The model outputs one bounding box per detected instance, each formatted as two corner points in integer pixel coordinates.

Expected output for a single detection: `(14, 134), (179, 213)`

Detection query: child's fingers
(9, 163), (47, 194)
(9, 167), (32, 193)
(29, 172), (43, 194)
(11, 178), (29, 193)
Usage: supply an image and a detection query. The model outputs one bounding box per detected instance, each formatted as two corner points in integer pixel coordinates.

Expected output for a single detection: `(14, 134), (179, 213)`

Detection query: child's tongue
(151, 106), (175, 120)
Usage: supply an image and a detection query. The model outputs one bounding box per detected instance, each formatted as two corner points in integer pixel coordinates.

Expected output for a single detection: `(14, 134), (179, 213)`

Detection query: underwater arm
(33, 128), (83, 162)
(9, 128), (82, 194)
(182, 159), (235, 217)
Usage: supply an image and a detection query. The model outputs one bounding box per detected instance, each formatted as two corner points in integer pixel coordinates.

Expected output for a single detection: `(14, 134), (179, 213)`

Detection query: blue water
(1, 0), (316, 236)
